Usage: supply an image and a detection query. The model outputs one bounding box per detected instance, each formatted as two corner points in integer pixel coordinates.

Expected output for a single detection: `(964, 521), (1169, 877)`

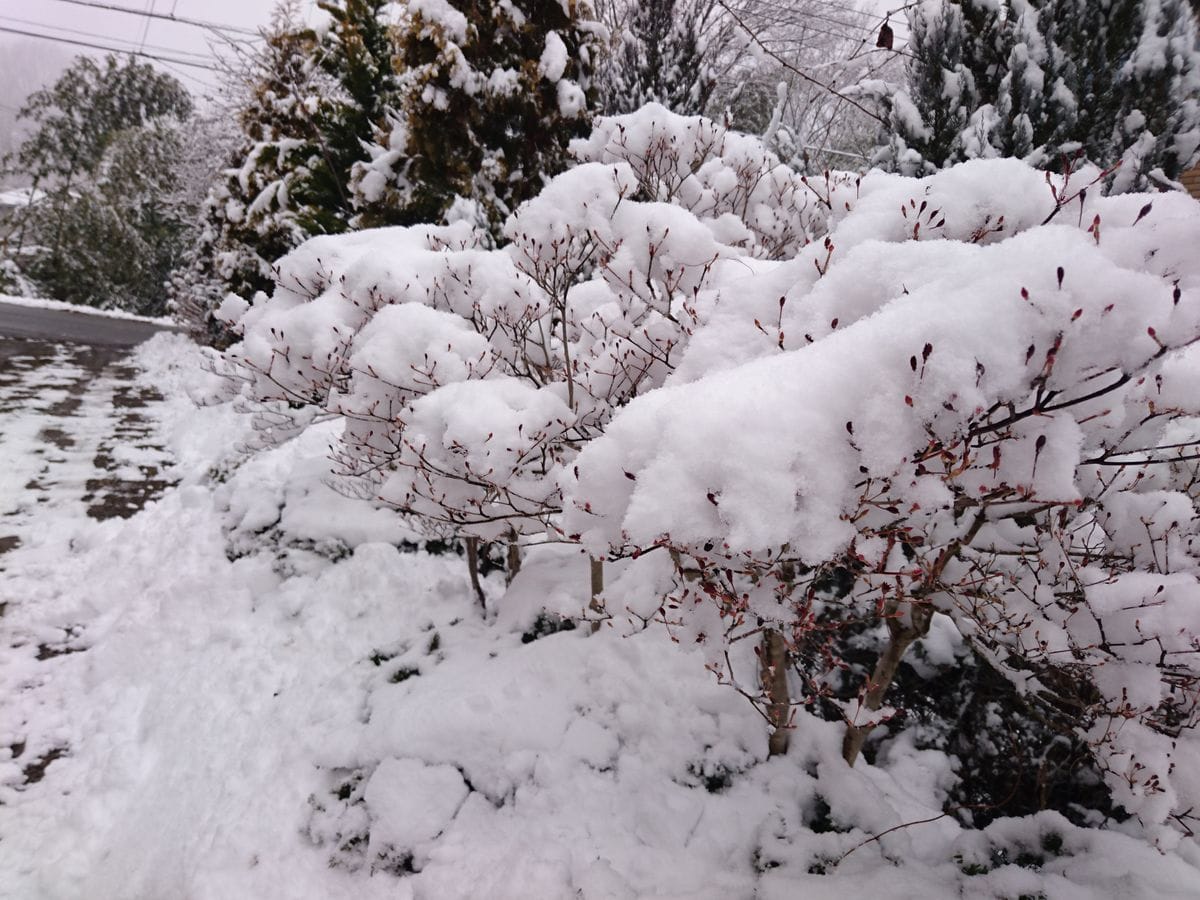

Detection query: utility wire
(802, 0), (916, 26)
(739, 0), (915, 60)
(741, 3), (918, 60)
(0, 24), (220, 70)
(746, 0), (897, 46)
(156, 58), (219, 96)
(0, 14), (214, 60)
(43, 0), (258, 37)
(136, 0), (155, 53)
(747, 0), (916, 49)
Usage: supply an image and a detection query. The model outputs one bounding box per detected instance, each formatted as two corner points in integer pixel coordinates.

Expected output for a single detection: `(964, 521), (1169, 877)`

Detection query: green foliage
(599, 0), (716, 116)
(180, 0), (604, 335)
(395, 0), (602, 234)
(190, 15), (329, 305)
(2, 55), (193, 314)
(175, 0), (406, 336)
(1018, 0), (1200, 189)
(312, 0), (401, 229)
(990, 2), (1059, 164)
(873, 0), (1200, 189)
(1043, 0), (1142, 163)
(874, 0), (1012, 173)
(1108, 0), (1200, 189)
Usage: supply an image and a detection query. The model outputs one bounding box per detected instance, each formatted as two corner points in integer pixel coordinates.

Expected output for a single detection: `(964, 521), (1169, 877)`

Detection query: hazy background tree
(1, 54), (194, 313)
(0, 43), (71, 181)
(657, 0), (891, 173)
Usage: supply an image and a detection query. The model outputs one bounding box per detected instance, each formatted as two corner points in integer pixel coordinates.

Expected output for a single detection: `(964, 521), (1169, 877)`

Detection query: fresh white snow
(6, 100), (1200, 897)
(0, 327), (1196, 896)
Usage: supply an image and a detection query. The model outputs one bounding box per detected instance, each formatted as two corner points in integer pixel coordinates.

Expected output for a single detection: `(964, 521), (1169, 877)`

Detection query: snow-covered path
(0, 336), (451, 899)
(0, 337), (174, 802)
(0, 338), (173, 536)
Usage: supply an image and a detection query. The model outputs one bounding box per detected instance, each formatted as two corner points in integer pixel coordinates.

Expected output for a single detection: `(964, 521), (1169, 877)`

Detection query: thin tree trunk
(51, 156), (81, 284)
(561, 303), (576, 411)
(842, 515), (985, 765)
(841, 606), (932, 766)
(588, 556), (604, 633)
(465, 536), (486, 611)
(12, 175), (39, 256)
(762, 627), (791, 757)
(505, 535), (522, 586)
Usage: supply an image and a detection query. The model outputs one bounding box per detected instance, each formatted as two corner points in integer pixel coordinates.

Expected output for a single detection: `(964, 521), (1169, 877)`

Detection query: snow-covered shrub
(564, 159), (1200, 837)
(572, 103), (857, 260)
(228, 222), (481, 409)
(229, 167), (737, 541)
(222, 103), (1200, 839)
(224, 106), (800, 546)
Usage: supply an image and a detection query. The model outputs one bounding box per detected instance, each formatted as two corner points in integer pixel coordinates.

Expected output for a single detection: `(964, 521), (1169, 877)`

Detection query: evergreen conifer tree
(178, 0), (604, 335)
(1014, 0), (1199, 189)
(171, 5), (328, 333)
(871, 0), (1200, 189)
(598, 0), (715, 116)
(1108, 0), (1200, 190)
(178, 0), (401, 323)
(394, 0), (602, 233)
(872, 0), (1012, 173)
(989, 0), (1062, 164)
(958, 0), (1012, 107)
(309, 0), (401, 229)
(1039, 0), (1141, 167)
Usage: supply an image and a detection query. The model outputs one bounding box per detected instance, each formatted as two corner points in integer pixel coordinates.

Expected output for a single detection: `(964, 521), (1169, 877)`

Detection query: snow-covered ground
(3, 334), (1200, 898)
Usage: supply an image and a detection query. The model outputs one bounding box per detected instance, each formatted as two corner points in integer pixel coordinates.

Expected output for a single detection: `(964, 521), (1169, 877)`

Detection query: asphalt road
(0, 300), (179, 348)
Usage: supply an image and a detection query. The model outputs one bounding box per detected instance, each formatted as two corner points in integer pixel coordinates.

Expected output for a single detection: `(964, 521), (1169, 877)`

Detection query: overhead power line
(43, 0), (258, 37)
(802, 0), (914, 26)
(136, 0), (156, 54)
(0, 14), (214, 61)
(0, 24), (219, 70)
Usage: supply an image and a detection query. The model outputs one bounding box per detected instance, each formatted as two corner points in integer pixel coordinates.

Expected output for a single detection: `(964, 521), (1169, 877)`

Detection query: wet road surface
(0, 300), (177, 348)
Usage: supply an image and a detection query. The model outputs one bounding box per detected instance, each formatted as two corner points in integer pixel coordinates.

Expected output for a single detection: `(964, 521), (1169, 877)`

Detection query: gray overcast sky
(0, 0), (320, 97)
(0, 0), (898, 99)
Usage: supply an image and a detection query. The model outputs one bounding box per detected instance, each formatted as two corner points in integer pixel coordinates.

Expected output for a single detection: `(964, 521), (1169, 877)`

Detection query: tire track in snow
(0, 336), (175, 792)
